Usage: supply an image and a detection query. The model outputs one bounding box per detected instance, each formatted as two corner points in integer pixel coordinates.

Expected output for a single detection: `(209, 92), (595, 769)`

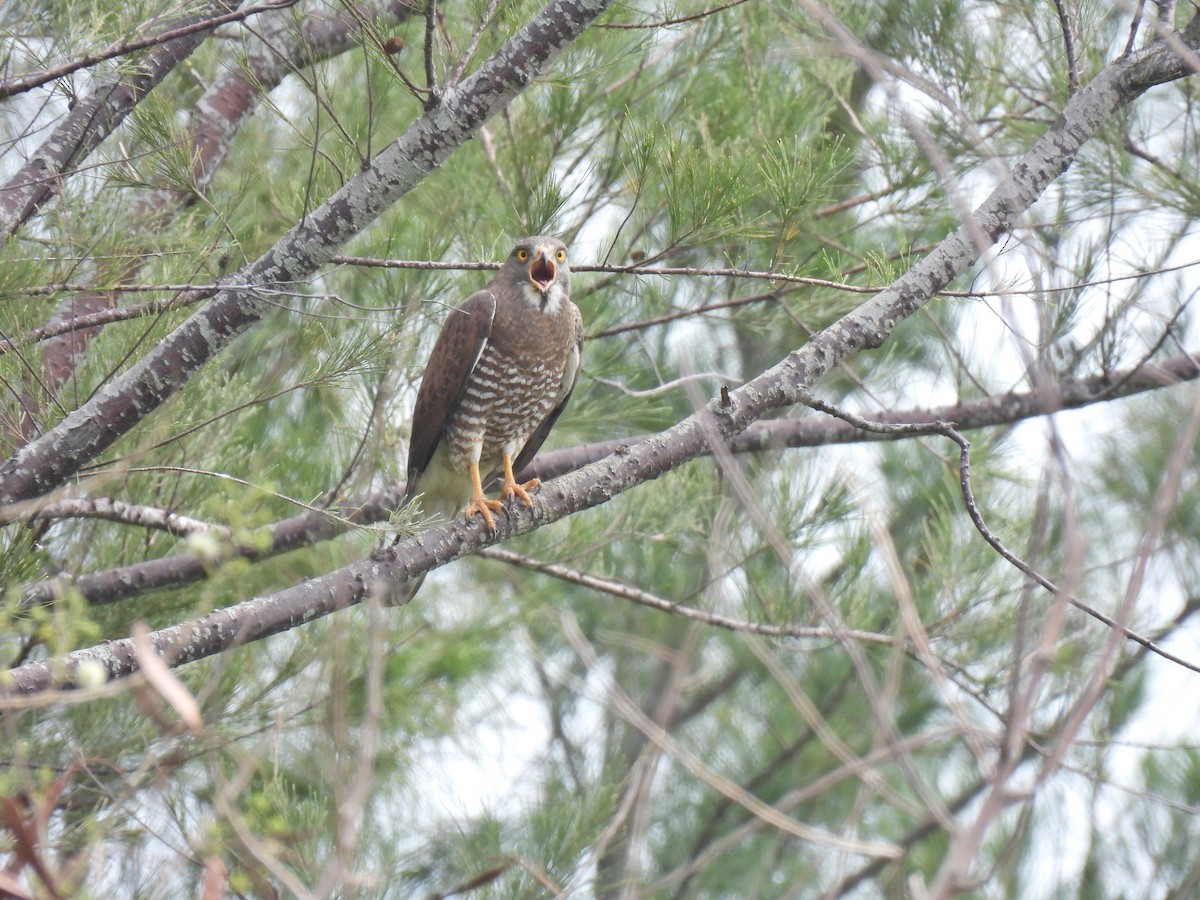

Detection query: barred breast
(444, 298), (576, 474)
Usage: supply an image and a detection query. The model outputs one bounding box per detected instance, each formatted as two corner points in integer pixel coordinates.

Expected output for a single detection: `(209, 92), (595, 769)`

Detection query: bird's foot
(462, 495), (504, 530)
(501, 477), (541, 508)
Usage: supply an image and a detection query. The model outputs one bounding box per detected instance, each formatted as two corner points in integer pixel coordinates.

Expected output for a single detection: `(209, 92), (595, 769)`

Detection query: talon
(462, 496), (503, 530)
(501, 453), (540, 508)
(463, 460), (503, 530)
(501, 477), (541, 508)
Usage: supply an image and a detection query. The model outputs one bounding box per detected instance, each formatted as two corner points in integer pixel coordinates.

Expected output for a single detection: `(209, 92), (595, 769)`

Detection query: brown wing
(404, 290), (496, 500)
(513, 303), (583, 476)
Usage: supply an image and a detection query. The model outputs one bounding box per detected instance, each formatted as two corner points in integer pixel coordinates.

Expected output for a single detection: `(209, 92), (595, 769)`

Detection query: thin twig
(330, 252), (1200, 301)
(599, 0), (752, 29)
(0, 0), (301, 99)
(423, 0), (439, 107)
(480, 547), (894, 644)
(1124, 0), (1148, 57)
(332, 253), (875, 288)
(803, 394), (1200, 674)
(590, 372), (743, 398)
(449, 0), (504, 84)
(1051, 0), (1081, 95)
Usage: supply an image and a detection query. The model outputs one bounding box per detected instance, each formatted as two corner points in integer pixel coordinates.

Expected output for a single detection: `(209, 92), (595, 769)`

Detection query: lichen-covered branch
(16, 353), (1200, 610)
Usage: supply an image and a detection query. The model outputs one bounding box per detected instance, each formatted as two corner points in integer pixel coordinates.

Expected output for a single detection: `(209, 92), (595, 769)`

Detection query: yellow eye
(556, 249), (566, 262)
(516, 249), (529, 261)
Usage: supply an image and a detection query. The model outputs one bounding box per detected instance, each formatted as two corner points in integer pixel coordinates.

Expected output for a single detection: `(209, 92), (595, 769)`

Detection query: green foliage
(3, 0), (1200, 896)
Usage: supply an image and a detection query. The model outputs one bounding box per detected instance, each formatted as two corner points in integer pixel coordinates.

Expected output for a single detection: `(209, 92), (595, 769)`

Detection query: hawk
(399, 235), (583, 550)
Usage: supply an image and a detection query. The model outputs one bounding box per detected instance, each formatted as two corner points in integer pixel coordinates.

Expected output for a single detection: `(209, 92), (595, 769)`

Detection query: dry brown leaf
(130, 622), (203, 735)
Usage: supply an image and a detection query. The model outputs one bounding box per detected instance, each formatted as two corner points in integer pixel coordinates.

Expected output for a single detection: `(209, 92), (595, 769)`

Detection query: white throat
(523, 280), (565, 315)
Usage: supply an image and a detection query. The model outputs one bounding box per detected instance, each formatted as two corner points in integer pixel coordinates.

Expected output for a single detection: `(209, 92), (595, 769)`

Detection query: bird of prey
(390, 236), (582, 602)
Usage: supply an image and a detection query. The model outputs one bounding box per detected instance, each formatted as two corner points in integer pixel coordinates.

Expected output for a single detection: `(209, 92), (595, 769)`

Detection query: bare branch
(17, 352), (1200, 610)
(479, 547), (894, 644)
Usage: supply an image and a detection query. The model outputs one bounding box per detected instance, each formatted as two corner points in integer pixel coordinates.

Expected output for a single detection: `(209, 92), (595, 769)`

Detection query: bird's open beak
(529, 249), (556, 292)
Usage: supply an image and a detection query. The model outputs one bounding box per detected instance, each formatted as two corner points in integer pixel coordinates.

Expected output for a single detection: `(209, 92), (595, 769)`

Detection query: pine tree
(3, 0), (1200, 896)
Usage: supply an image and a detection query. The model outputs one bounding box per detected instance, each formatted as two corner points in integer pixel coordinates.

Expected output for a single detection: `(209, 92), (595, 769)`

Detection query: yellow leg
(462, 460), (504, 529)
(500, 453), (541, 507)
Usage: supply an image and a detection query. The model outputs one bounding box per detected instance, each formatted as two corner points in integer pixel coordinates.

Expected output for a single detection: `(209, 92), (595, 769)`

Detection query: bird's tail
(381, 455), (465, 605)
(375, 571), (425, 608)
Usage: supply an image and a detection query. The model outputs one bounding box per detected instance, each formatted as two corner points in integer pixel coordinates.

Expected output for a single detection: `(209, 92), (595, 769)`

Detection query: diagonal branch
(0, 0), (616, 508)
(0, 0), (246, 238)
(6, 19), (1200, 694)
(16, 352), (1200, 609)
(479, 547), (894, 643)
(29, 0), (421, 435)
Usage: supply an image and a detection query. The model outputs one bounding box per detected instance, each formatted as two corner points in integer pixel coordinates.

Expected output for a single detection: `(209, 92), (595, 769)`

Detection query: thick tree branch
(6, 22), (1200, 694)
(0, 0), (616, 508)
(519, 351), (1200, 477)
(0, 0), (245, 238)
(17, 352), (1200, 609)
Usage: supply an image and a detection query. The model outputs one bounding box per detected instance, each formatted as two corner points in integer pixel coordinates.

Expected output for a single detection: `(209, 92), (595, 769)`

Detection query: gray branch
(17, 352), (1200, 611)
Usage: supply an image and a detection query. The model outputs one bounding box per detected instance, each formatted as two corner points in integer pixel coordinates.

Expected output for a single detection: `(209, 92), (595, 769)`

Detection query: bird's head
(508, 236), (570, 312)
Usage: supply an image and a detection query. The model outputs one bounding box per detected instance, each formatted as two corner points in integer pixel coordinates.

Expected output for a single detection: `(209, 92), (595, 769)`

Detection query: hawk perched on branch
(402, 235), (583, 537)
